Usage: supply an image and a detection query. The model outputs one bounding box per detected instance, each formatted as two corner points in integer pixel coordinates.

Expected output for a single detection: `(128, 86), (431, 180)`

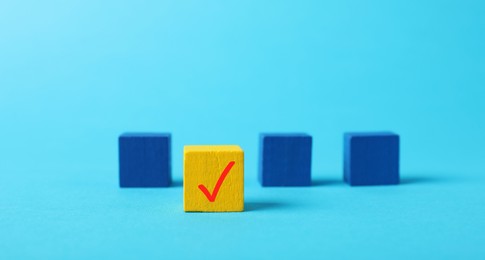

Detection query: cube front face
(344, 133), (399, 186)
(259, 134), (312, 186)
(119, 133), (171, 187)
(184, 145), (244, 212)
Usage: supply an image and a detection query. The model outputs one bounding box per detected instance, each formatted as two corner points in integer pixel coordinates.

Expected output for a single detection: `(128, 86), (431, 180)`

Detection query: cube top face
(260, 133), (310, 138)
(119, 133), (171, 187)
(344, 132), (397, 140)
(260, 133), (312, 144)
(184, 145), (244, 212)
(344, 132), (399, 186)
(120, 133), (171, 138)
(259, 133), (312, 187)
(184, 145), (242, 153)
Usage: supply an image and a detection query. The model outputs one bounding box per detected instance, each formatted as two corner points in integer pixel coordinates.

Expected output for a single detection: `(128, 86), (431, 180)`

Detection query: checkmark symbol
(198, 161), (235, 202)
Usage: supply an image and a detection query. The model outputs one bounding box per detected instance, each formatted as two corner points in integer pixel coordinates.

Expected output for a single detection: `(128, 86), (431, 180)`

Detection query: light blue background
(1, 0), (484, 259)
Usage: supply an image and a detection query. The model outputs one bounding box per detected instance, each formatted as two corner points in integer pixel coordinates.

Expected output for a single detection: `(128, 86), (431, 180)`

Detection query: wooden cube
(344, 132), (400, 186)
(259, 134), (312, 186)
(118, 133), (171, 187)
(183, 145), (244, 212)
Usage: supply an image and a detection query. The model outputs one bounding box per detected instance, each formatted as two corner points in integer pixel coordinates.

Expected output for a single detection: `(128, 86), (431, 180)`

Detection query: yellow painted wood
(184, 145), (244, 212)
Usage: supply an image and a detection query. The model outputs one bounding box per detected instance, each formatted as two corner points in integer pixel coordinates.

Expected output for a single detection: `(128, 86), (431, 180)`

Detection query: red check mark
(198, 161), (235, 202)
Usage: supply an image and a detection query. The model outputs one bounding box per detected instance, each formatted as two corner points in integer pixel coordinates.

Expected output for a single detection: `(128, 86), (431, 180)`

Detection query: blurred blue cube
(344, 132), (399, 186)
(119, 133), (171, 187)
(259, 133), (312, 186)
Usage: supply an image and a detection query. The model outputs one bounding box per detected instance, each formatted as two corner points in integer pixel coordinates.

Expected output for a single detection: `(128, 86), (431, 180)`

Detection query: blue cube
(259, 133), (312, 186)
(119, 133), (171, 187)
(344, 132), (399, 186)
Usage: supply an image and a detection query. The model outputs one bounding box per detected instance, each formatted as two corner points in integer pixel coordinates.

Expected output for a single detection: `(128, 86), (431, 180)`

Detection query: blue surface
(1, 0), (485, 259)
(259, 134), (312, 186)
(344, 132), (399, 186)
(119, 133), (171, 187)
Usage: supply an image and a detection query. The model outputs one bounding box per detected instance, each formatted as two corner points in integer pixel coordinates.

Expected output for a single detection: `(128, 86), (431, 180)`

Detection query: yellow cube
(183, 145), (244, 212)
